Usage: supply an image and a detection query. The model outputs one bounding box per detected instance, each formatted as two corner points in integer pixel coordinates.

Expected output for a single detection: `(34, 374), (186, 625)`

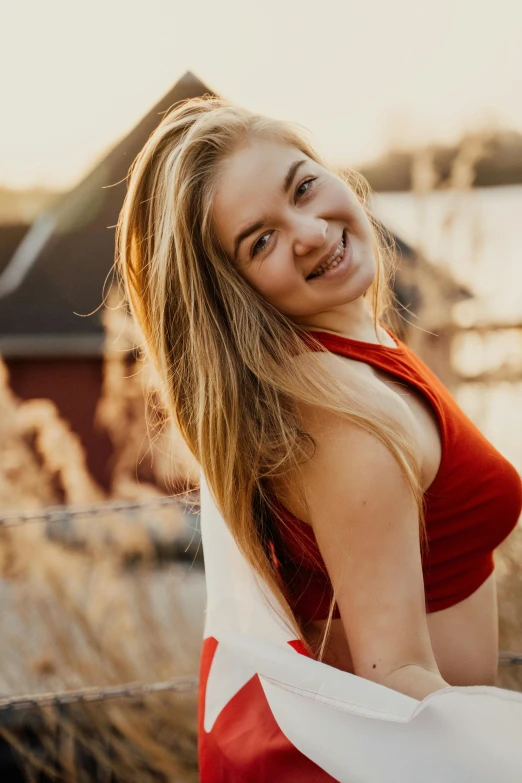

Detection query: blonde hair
(116, 96), (425, 659)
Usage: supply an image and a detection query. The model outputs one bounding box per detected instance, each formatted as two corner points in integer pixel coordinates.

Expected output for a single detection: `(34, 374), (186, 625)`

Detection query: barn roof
(0, 72), (214, 358)
(0, 223), (30, 277)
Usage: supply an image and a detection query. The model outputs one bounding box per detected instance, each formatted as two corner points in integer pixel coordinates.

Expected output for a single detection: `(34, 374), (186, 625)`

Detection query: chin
(359, 257), (378, 290)
(342, 260), (376, 302)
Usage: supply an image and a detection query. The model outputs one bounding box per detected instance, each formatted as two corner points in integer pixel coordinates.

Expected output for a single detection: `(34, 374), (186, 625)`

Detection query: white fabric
(200, 472), (522, 781)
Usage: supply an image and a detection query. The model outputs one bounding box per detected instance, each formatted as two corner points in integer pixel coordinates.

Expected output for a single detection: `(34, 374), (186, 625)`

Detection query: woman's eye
(249, 178), (317, 258)
(252, 232), (272, 257)
(295, 177), (317, 199)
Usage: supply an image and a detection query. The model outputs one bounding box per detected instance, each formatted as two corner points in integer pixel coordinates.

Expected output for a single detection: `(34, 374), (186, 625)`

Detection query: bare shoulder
(276, 349), (419, 519)
(294, 346), (412, 411)
(294, 401), (438, 684)
(280, 347), (443, 692)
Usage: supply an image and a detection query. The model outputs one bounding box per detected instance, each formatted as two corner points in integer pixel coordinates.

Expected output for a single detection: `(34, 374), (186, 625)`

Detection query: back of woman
(116, 96), (522, 781)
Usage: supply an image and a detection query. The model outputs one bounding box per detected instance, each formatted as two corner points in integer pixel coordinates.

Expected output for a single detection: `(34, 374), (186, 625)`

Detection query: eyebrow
(233, 158), (307, 262)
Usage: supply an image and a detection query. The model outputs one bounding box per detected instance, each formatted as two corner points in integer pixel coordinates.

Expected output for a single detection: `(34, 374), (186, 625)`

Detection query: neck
(293, 295), (381, 344)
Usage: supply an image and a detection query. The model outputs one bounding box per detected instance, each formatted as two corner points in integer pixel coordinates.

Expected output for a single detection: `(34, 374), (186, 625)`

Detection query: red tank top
(269, 327), (522, 621)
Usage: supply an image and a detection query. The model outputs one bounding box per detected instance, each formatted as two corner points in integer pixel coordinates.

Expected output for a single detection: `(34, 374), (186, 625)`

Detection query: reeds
(0, 309), (202, 780)
(96, 290), (199, 501)
(0, 531), (202, 781)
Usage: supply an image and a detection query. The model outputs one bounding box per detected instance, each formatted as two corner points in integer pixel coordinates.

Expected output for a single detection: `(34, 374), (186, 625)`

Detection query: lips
(306, 230), (347, 280)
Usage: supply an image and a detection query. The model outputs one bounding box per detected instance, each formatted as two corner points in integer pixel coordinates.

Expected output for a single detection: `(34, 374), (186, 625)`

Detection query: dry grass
(96, 292), (199, 501)
(0, 531), (202, 782)
(495, 526), (522, 691)
(0, 306), (203, 780)
(0, 358), (67, 510)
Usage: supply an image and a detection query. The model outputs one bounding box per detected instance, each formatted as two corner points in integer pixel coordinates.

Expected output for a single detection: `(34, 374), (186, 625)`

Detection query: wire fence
(0, 496), (201, 716)
(0, 496), (521, 718)
(0, 495), (199, 529)
(0, 676), (199, 713)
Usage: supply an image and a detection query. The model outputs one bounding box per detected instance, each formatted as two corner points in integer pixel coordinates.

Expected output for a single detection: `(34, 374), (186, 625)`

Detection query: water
(372, 186), (522, 471)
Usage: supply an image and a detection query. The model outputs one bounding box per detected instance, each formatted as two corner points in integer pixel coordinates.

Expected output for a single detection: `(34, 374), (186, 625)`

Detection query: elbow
(370, 663), (450, 700)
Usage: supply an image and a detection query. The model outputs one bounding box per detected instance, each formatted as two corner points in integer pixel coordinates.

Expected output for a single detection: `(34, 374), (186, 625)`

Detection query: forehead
(213, 137), (311, 252)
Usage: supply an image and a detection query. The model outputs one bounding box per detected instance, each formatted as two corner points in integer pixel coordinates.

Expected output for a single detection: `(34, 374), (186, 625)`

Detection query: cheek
(337, 186), (373, 239)
(246, 258), (299, 301)
(261, 266), (294, 293)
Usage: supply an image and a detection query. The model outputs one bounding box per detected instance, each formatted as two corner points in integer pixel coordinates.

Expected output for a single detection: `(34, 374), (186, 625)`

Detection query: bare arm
(295, 402), (449, 700)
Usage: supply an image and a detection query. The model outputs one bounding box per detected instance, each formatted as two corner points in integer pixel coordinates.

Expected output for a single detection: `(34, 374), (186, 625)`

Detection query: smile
(306, 230), (351, 281)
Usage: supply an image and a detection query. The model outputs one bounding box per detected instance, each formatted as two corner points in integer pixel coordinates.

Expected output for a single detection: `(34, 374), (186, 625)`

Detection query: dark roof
(0, 223), (30, 276)
(0, 72), (214, 357)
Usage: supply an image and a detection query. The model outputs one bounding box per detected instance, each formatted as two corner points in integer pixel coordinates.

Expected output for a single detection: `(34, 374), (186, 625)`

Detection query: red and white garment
(197, 473), (522, 782)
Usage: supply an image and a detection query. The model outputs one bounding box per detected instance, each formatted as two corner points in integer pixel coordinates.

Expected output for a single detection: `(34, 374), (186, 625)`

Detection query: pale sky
(2, 0), (522, 189)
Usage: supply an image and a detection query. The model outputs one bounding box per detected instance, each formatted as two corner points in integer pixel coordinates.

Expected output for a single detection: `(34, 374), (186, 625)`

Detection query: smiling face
(212, 135), (377, 330)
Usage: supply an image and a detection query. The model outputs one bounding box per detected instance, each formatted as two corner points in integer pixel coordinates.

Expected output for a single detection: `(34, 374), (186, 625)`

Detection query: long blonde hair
(116, 96), (425, 659)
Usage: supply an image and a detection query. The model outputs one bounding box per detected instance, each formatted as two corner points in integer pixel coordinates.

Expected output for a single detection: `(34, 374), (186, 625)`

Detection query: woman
(116, 96), (522, 770)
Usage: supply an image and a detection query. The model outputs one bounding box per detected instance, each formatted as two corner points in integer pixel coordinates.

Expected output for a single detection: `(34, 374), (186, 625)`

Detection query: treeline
(354, 129), (522, 192)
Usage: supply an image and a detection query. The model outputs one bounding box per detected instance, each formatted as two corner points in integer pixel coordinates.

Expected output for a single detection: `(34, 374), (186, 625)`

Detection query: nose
(292, 217), (328, 256)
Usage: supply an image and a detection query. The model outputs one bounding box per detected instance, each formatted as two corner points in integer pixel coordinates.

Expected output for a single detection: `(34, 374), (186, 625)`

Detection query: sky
(2, 0), (522, 189)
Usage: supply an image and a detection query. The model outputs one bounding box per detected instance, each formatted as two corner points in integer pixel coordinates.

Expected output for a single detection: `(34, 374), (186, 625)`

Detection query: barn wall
(5, 358), (113, 491)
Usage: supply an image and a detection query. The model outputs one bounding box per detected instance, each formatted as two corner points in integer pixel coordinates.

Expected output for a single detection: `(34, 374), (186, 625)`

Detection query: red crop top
(268, 327), (522, 622)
